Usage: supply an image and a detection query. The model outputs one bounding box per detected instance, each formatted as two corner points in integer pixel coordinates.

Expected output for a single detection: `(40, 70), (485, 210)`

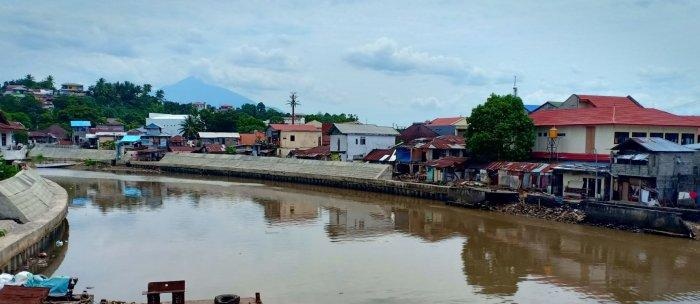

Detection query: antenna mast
(513, 75), (518, 97)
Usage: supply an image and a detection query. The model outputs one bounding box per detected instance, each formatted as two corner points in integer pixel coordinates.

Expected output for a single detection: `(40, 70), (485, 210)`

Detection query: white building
(330, 123), (398, 161)
(145, 113), (189, 136)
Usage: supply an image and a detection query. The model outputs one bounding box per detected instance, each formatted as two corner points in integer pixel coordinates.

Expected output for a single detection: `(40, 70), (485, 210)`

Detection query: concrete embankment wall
(132, 153), (456, 200)
(29, 146), (115, 162)
(581, 202), (693, 237)
(0, 169), (68, 272)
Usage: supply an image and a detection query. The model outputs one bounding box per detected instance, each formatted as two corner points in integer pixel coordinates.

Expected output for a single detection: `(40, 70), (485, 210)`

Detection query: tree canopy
(466, 94), (535, 162)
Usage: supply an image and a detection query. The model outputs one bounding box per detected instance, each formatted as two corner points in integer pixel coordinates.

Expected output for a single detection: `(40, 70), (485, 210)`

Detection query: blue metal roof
(523, 104), (540, 113)
(70, 120), (91, 127)
(119, 135), (142, 143)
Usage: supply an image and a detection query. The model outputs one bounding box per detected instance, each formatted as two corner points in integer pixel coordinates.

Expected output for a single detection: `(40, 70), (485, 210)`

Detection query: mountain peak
(161, 76), (254, 107)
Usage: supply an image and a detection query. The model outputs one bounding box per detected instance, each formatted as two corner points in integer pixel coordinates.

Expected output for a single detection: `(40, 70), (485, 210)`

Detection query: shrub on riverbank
(0, 156), (19, 180)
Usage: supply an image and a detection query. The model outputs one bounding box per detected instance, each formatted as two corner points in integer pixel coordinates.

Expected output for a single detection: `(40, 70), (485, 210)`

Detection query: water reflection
(44, 170), (700, 303)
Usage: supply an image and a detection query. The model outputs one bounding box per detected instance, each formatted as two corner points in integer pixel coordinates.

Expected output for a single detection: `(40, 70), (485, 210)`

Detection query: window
(650, 132), (663, 138)
(360, 137), (366, 145)
(355, 138), (358, 144)
(290, 135), (295, 142)
(664, 133), (679, 143)
(631, 132), (646, 138)
(557, 133), (566, 137)
(614, 132), (629, 144)
(681, 133), (695, 145)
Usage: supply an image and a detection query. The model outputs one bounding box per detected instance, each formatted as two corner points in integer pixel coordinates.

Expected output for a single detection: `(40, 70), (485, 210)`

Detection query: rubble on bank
(489, 201), (586, 224)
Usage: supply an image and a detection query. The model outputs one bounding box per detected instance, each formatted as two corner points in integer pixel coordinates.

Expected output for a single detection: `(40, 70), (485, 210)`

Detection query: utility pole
(513, 76), (518, 97)
(287, 92), (300, 125)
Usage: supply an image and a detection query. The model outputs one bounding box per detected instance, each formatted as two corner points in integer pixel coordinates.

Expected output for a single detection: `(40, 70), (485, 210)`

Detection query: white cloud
(344, 38), (506, 85)
(228, 45), (300, 71)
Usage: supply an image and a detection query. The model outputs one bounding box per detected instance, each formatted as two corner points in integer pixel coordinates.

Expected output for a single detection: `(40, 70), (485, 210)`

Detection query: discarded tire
(215, 294), (240, 304)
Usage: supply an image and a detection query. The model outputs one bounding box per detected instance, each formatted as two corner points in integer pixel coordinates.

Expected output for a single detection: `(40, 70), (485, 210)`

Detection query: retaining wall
(29, 146), (115, 162)
(0, 169), (69, 272)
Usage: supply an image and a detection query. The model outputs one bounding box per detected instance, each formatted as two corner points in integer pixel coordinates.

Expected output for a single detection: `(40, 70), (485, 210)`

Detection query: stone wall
(0, 170), (61, 223)
(29, 145), (115, 162)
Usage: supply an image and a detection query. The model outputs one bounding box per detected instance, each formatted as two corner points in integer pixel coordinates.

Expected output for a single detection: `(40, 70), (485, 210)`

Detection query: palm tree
(287, 92), (300, 124)
(179, 115), (204, 139)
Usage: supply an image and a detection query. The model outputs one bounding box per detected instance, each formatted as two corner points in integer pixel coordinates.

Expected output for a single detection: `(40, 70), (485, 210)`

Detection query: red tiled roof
(239, 131), (265, 146)
(363, 148), (394, 162)
(427, 117), (464, 126)
(0, 121), (25, 131)
(529, 107), (700, 127)
(170, 135), (185, 143)
(268, 124), (320, 132)
(576, 94), (642, 109)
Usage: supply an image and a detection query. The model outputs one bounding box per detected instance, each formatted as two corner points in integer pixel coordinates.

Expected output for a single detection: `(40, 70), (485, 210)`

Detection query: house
(321, 123), (333, 146)
(426, 156), (469, 183)
(198, 132), (240, 146)
(168, 135), (196, 153)
(0, 112), (26, 160)
(140, 123), (171, 148)
(552, 162), (610, 200)
(70, 120), (91, 145)
(28, 131), (57, 144)
(329, 123), (399, 161)
(485, 161), (556, 191)
(292, 145), (331, 160)
(59, 83), (85, 96)
(219, 104), (234, 111)
(530, 94), (700, 162)
(611, 137), (695, 205)
(398, 123), (439, 143)
(267, 124), (322, 157)
(192, 101), (206, 111)
(238, 131), (266, 156)
(2, 84), (29, 96)
(145, 113), (189, 136)
(426, 117), (468, 137)
(395, 135), (468, 175)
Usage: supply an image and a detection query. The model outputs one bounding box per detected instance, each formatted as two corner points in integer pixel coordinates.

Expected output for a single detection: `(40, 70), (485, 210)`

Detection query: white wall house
(330, 123), (398, 161)
(145, 113), (189, 136)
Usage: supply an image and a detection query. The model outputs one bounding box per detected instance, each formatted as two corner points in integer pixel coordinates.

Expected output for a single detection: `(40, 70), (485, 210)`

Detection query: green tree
(0, 156), (19, 180)
(466, 94), (535, 161)
(236, 113), (266, 133)
(13, 131), (28, 144)
(179, 115), (204, 139)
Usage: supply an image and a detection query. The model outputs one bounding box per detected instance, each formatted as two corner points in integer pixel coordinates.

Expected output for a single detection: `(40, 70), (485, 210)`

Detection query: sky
(1, 0), (699, 126)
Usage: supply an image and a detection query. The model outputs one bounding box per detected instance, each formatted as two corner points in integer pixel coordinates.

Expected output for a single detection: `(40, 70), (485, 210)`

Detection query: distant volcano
(161, 76), (255, 107)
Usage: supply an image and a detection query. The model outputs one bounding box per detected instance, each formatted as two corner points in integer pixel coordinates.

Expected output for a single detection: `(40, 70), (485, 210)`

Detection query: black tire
(215, 294), (241, 304)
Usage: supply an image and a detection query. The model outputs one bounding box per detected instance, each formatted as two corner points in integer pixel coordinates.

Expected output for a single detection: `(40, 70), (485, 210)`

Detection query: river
(38, 169), (700, 303)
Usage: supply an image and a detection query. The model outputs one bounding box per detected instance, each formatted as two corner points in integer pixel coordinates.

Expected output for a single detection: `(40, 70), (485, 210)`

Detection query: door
(585, 126), (596, 154)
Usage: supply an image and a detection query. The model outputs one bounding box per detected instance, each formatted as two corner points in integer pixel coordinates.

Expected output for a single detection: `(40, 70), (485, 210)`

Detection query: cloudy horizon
(1, 0), (698, 125)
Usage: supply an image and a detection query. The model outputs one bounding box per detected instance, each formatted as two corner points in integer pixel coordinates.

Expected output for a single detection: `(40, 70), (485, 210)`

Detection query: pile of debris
(491, 201), (586, 224)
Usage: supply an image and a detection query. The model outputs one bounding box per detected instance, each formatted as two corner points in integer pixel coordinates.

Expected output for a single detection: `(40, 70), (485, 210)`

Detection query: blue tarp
(119, 135), (142, 143)
(71, 197), (91, 206)
(395, 147), (411, 163)
(25, 275), (70, 297)
(70, 120), (91, 127)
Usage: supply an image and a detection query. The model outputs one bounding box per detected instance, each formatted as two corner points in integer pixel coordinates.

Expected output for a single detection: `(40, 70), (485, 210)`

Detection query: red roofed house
(267, 124), (322, 157)
(0, 112), (27, 160)
(426, 116), (468, 137)
(530, 94), (700, 162)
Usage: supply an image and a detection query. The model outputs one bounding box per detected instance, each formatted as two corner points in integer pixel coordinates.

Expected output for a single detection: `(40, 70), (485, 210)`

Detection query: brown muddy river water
(39, 169), (700, 303)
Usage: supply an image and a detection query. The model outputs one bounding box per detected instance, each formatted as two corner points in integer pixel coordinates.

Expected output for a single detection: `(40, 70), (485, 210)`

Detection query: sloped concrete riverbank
(0, 169), (69, 272)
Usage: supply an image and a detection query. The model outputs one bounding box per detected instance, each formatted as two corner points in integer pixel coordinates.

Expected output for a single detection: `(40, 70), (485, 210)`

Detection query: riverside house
(529, 94), (700, 162)
(426, 117), (468, 137)
(329, 123), (398, 161)
(0, 112), (26, 161)
(198, 132), (240, 146)
(267, 124), (321, 157)
(611, 137), (695, 205)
